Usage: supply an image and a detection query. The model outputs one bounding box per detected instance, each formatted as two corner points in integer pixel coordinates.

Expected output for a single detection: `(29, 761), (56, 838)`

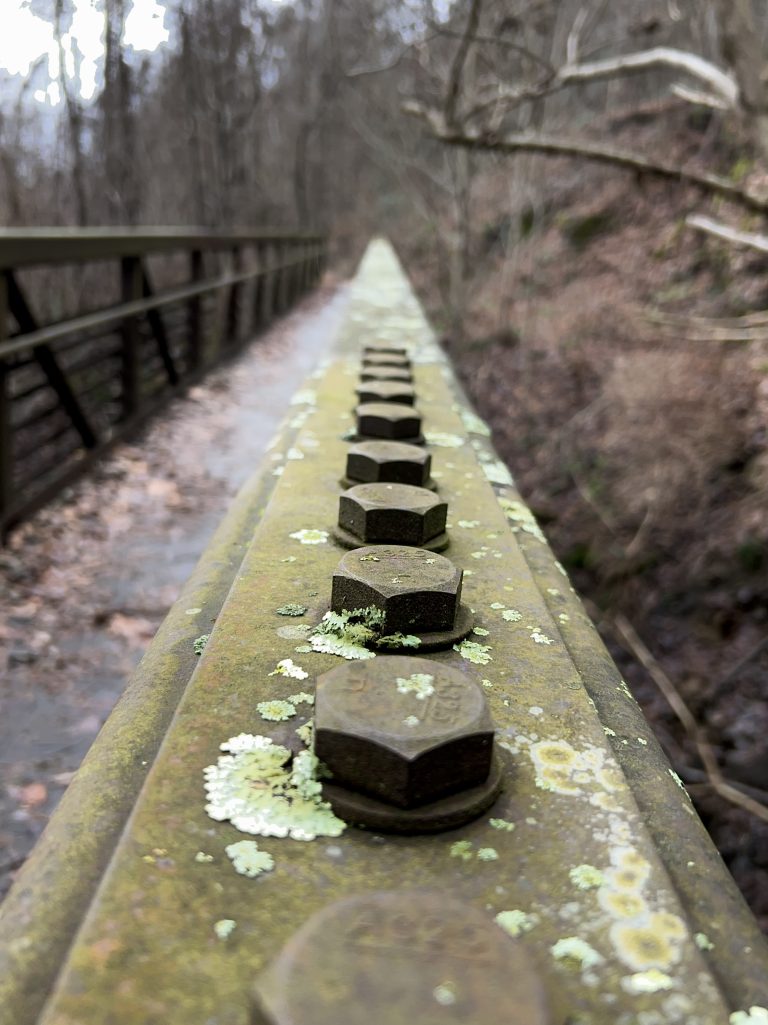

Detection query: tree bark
(715, 0), (768, 164)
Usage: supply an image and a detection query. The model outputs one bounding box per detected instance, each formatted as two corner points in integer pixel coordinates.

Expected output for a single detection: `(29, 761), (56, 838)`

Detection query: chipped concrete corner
(1, 240), (766, 1025)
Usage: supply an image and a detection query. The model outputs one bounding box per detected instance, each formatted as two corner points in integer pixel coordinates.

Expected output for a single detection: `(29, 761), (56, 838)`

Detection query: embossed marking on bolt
(252, 891), (549, 1025)
(314, 655), (494, 808)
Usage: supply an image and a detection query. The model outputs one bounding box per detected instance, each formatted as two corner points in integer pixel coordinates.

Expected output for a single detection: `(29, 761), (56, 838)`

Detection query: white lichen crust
(204, 734), (345, 841)
(225, 840), (275, 877)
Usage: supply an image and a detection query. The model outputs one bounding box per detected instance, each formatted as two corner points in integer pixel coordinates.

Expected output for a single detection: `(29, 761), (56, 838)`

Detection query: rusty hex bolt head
(314, 656), (494, 808)
(355, 380), (416, 406)
(363, 344), (409, 356)
(359, 365), (413, 383)
(331, 545), (462, 634)
(362, 353), (411, 368)
(252, 891), (550, 1025)
(338, 483), (446, 545)
(346, 440), (431, 487)
(356, 402), (421, 440)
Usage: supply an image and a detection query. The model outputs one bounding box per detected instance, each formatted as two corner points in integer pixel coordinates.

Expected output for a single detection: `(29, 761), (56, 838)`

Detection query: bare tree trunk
(716, 0), (768, 163)
(447, 148), (473, 338)
(102, 0), (139, 223)
(54, 0), (89, 225)
(179, 6), (209, 225)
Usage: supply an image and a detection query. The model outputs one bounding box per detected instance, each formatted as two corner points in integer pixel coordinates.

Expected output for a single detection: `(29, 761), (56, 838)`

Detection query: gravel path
(0, 283), (348, 897)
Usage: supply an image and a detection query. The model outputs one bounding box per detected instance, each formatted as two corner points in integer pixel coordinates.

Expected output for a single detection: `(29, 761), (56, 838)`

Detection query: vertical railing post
(0, 274), (12, 535)
(226, 246), (242, 347)
(251, 242), (265, 333)
(287, 242), (298, 305)
(302, 241), (311, 293)
(264, 242), (276, 323)
(302, 242), (310, 292)
(277, 241), (289, 313)
(241, 245), (254, 342)
(188, 248), (204, 374)
(120, 255), (142, 421)
(270, 241), (282, 317)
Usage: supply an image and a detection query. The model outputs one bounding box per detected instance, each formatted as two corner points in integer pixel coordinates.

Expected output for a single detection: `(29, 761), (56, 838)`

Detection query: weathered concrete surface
(1, 242), (767, 1025)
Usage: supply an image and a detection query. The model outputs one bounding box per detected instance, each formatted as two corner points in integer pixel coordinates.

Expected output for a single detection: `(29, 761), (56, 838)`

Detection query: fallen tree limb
(686, 213), (768, 252)
(403, 102), (768, 214)
(612, 613), (768, 824)
(557, 46), (738, 108)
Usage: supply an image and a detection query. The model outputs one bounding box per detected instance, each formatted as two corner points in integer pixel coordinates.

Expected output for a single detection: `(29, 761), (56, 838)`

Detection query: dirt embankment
(414, 112), (768, 929)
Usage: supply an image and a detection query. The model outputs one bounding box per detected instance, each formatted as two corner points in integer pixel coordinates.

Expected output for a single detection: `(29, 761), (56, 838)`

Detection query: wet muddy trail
(0, 284), (347, 896)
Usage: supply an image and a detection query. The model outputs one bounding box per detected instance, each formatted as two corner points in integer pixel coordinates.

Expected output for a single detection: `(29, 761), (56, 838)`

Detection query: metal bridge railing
(0, 228), (326, 535)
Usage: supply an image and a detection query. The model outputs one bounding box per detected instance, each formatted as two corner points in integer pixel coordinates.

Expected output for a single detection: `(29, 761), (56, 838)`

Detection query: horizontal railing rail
(0, 227), (324, 268)
(0, 229), (326, 534)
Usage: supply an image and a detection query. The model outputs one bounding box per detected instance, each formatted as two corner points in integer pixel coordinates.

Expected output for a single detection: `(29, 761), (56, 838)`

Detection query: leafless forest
(3, 0), (768, 925)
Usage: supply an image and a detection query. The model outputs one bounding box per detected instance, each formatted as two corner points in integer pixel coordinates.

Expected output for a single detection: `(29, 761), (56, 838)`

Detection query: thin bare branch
(558, 46), (738, 108)
(671, 83), (731, 111)
(566, 6), (590, 66)
(346, 37), (434, 78)
(686, 213), (768, 253)
(613, 614), (768, 824)
(432, 27), (554, 73)
(444, 0), (484, 129)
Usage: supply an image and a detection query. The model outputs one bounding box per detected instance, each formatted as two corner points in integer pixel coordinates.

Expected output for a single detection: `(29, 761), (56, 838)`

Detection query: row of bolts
(248, 348), (550, 1023)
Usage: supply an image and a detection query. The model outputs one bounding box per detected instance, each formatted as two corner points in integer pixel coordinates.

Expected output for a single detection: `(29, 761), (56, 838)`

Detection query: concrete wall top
(1, 239), (766, 1025)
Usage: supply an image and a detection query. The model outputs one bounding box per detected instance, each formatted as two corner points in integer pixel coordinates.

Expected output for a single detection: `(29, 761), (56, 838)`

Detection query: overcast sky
(0, 0), (170, 104)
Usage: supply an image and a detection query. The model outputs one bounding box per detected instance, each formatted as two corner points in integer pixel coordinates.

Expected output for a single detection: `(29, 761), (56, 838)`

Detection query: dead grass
(398, 107), (768, 928)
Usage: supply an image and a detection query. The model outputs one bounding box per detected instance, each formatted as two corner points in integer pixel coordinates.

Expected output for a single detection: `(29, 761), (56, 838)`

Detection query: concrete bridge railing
(0, 228), (325, 535)
(0, 239), (766, 1025)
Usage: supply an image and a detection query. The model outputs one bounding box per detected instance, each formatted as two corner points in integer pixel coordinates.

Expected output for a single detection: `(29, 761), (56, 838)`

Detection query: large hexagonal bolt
(345, 440), (431, 487)
(314, 656), (494, 808)
(365, 342), (410, 354)
(355, 380), (416, 406)
(363, 344), (409, 356)
(362, 353), (411, 369)
(252, 891), (549, 1025)
(338, 483), (446, 546)
(359, 365), (413, 383)
(356, 402), (422, 441)
(331, 545), (461, 634)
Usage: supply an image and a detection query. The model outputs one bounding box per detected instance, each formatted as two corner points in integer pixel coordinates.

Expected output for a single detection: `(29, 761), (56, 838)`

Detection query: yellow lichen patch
(531, 739), (578, 769)
(605, 865), (649, 893)
(596, 767), (626, 793)
(610, 922), (683, 971)
(528, 736), (626, 801)
(611, 848), (651, 876)
(589, 792), (620, 812)
(598, 889), (648, 920)
(536, 766), (582, 795)
(648, 912), (687, 941)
